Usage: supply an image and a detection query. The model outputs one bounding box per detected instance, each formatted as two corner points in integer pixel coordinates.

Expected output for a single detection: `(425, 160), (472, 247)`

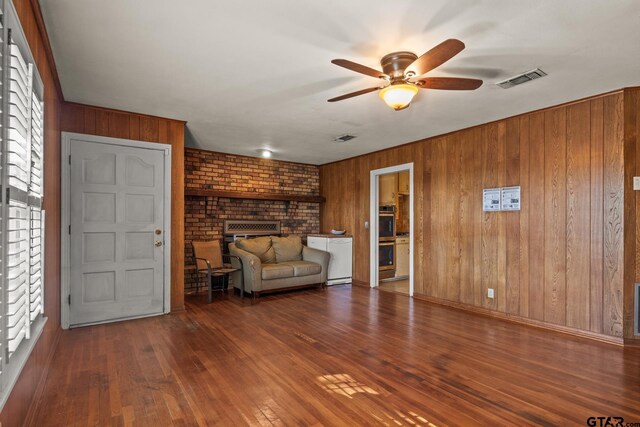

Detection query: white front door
(68, 137), (168, 327)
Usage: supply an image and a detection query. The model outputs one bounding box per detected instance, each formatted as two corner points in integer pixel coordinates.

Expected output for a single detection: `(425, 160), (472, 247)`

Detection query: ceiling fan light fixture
(379, 84), (419, 111)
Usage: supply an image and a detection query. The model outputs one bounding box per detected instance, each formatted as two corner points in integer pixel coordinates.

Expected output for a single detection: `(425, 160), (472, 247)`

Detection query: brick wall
(184, 148), (320, 289)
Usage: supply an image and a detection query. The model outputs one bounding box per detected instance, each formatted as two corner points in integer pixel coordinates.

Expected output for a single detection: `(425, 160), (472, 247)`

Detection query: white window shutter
(0, 7), (4, 373)
(29, 92), (44, 321)
(5, 40), (33, 357)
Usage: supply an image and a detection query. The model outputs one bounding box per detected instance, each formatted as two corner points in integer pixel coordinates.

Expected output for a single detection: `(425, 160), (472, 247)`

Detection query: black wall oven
(379, 241), (395, 271)
(379, 206), (395, 241)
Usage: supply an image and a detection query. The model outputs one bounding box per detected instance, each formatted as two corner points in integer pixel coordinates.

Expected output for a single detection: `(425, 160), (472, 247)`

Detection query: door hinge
(68, 155), (71, 164)
(68, 294), (71, 305)
(68, 225), (71, 234)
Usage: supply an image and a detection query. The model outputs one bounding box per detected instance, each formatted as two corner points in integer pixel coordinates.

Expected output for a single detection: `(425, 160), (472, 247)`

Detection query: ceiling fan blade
(418, 77), (483, 90)
(331, 59), (387, 79)
(327, 87), (380, 102)
(405, 39), (465, 77)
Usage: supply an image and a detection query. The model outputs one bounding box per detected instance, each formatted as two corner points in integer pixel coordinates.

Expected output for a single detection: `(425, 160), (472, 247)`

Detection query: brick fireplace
(184, 148), (321, 289)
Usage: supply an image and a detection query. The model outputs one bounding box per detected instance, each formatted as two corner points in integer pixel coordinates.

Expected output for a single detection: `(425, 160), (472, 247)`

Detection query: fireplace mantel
(185, 189), (325, 203)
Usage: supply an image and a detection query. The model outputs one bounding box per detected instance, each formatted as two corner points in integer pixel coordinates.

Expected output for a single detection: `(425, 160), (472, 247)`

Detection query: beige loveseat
(229, 235), (329, 296)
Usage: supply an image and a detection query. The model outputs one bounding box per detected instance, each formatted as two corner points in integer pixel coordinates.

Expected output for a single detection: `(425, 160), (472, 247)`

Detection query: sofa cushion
(235, 237), (276, 264)
(279, 260), (321, 277)
(261, 263), (294, 280)
(271, 235), (303, 262)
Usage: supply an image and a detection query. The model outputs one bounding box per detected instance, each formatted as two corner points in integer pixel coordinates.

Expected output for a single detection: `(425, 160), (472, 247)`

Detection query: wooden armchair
(192, 240), (243, 302)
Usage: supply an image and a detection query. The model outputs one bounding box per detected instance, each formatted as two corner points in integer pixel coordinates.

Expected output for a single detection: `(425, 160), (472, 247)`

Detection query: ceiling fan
(328, 39), (482, 111)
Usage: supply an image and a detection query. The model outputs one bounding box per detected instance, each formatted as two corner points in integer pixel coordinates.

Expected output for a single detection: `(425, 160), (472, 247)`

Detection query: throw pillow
(271, 235), (303, 262)
(235, 236), (276, 264)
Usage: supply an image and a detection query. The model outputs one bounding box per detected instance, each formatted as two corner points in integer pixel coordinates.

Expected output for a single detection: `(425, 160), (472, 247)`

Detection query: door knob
(155, 240), (163, 247)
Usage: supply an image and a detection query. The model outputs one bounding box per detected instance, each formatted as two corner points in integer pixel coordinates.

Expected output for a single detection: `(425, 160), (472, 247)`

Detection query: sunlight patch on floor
(372, 409), (436, 426)
(317, 374), (379, 399)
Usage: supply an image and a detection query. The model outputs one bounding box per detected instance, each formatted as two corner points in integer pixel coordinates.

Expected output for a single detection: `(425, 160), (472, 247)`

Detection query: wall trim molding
(351, 280), (369, 288)
(353, 282), (624, 345)
(412, 293), (624, 347)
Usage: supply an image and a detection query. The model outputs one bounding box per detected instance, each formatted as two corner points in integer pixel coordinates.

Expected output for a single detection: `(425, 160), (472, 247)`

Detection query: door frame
(60, 132), (172, 329)
(369, 163), (414, 296)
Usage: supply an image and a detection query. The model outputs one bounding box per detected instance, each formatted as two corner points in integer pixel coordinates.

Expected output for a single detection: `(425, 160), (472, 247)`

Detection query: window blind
(29, 91), (44, 322)
(5, 34), (44, 358)
(0, 6), (4, 374)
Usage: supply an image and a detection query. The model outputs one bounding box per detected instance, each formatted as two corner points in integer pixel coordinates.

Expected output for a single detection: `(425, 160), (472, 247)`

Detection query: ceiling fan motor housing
(380, 51), (418, 82)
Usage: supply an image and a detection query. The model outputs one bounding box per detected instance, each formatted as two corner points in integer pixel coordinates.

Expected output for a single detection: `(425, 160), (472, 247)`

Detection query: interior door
(69, 138), (167, 326)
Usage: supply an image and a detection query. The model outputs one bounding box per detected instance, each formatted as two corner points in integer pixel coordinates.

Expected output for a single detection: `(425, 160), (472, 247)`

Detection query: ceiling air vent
(496, 68), (547, 89)
(334, 134), (357, 143)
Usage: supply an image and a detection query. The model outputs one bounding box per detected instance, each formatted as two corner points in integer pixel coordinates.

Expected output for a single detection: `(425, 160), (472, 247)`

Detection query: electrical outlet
(487, 288), (495, 299)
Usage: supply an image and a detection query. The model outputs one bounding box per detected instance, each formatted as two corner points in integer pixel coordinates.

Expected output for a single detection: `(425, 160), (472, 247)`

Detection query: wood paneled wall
(321, 90), (635, 340)
(626, 87), (640, 342)
(60, 102), (186, 312)
(0, 0), (62, 425)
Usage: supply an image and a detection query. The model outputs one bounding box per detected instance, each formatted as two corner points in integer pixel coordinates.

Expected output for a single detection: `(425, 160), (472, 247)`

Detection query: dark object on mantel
(185, 189), (325, 203)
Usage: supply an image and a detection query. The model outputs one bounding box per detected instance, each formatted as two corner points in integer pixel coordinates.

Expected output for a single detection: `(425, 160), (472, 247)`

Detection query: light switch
(634, 177), (640, 191)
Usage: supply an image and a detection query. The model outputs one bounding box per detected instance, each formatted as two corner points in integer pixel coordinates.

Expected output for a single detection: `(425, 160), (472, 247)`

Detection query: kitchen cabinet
(379, 173), (397, 205)
(398, 171), (410, 195)
(395, 236), (410, 277)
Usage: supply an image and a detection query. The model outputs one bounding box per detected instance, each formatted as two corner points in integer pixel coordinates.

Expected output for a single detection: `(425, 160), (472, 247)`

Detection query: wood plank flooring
(30, 286), (640, 426)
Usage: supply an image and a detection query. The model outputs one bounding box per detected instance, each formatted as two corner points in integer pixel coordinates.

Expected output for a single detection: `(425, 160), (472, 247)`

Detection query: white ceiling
(40, 0), (640, 165)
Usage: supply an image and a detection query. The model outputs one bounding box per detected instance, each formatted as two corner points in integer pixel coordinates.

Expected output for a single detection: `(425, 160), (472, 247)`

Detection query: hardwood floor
(378, 279), (410, 295)
(30, 286), (640, 426)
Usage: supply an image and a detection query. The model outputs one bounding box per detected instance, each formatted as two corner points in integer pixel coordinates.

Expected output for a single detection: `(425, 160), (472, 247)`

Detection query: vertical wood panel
(60, 103), (84, 132)
(108, 111), (130, 139)
(354, 156), (370, 283)
(446, 136), (461, 301)
(632, 89), (640, 341)
(158, 120), (169, 144)
(459, 130), (475, 305)
(505, 118), (521, 315)
(422, 143), (432, 296)
(529, 112), (545, 320)
(168, 121), (185, 311)
(129, 115), (140, 140)
(408, 144), (425, 296)
(496, 122), (507, 312)
(481, 124), (498, 310)
(432, 137), (448, 297)
(140, 117), (160, 142)
(518, 116), (531, 317)
(471, 127), (483, 307)
(84, 107), (96, 134)
(623, 88), (638, 340)
(544, 107), (567, 325)
(566, 102), (591, 330)
(590, 98), (605, 334)
(96, 109), (109, 135)
(603, 94), (625, 337)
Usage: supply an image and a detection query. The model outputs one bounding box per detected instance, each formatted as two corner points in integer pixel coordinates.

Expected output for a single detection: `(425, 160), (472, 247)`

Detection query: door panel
(69, 139), (166, 326)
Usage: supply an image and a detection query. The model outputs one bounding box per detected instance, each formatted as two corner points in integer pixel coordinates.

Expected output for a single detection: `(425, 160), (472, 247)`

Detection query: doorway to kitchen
(370, 163), (414, 296)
